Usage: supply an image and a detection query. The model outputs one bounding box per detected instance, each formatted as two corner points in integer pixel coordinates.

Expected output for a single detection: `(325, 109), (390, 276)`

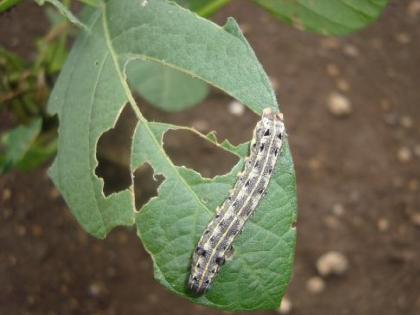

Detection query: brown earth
(1, 1), (420, 315)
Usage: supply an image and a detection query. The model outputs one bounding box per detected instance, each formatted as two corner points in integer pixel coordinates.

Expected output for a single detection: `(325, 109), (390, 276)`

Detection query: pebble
(408, 179), (418, 191)
(49, 187), (61, 200)
(317, 251), (349, 276)
(411, 213), (420, 227)
(31, 224), (44, 237)
(326, 64), (340, 77)
(2, 188), (11, 201)
(395, 33), (411, 44)
(413, 145), (420, 157)
(320, 38), (340, 50)
(336, 78), (350, 92)
(239, 23), (251, 34)
(324, 215), (340, 229)
(269, 76), (279, 90)
(16, 225), (27, 237)
(343, 44), (359, 57)
(88, 281), (106, 297)
(308, 158), (322, 171)
(147, 293), (159, 304)
(397, 147), (412, 163)
(327, 92), (352, 117)
(377, 218), (390, 232)
(380, 99), (392, 111)
(306, 276), (325, 294)
(332, 203), (345, 216)
(277, 296), (292, 314)
(408, 1), (420, 16)
(228, 100), (245, 116)
(399, 115), (413, 128)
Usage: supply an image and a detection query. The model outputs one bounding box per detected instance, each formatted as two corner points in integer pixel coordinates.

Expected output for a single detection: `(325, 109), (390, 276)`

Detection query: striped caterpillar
(188, 108), (286, 295)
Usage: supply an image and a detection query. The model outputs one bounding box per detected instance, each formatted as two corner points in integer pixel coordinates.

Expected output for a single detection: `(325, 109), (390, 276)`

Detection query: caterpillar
(188, 107), (286, 295)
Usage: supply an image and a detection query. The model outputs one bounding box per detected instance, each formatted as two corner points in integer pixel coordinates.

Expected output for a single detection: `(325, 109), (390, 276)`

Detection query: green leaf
(48, 0), (296, 311)
(0, 119), (42, 174)
(254, 0), (389, 36)
(127, 0), (231, 112)
(127, 60), (209, 112)
(0, 0), (23, 12)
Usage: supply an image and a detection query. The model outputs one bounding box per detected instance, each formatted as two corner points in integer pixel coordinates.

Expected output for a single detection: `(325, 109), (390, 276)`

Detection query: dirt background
(1, 1), (420, 315)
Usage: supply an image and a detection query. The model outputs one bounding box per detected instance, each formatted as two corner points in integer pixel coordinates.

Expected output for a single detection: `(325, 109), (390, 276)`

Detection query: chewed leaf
(48, 0), (297, 311)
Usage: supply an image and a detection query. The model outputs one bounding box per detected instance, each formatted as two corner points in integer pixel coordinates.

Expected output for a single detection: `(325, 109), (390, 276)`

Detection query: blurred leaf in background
(253, 0), (389, 36)
(0, 119), (41, 173)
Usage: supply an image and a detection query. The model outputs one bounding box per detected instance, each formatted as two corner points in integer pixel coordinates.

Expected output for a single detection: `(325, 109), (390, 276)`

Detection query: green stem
(197, 0), (232, 18)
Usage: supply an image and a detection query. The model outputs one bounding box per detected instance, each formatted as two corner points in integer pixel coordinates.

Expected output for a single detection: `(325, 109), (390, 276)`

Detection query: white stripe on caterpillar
(188, 108), (286, 295)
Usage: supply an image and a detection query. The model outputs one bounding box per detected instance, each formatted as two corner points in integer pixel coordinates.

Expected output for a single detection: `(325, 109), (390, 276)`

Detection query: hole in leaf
(133, 163), (164, 210)
(95, 105), (137, 196)
(163, 129), (238, 178)
(132, 87), (258, 146)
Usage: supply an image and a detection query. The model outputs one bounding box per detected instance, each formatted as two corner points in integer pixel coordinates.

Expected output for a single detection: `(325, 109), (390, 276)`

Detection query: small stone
(336, 78), (350, 92)
(397, 147), (412, 163)
(343, 44), (359, 57)
(317, 251), (349, 276)
(147, 293), (159, 304)
(413, 145), (420, 157)
(16, 225), (27, 237)
(408, 1), (420, 16)
(228, 101), (245, 116)
(31, 225), (44, 237)
(8, 255), (17, 266)
(192, 120), (209, 132)
(49, 187), (61, 200)
(377, 218), (390, 231)
(320, 38), (340, 49)
(326, 64), (340, 77)
(395, 33), (411, 44)
(239, 23), (251, 34)
(410, 213), (420, 227)
(2, 188), (11, 201)
(380, 99), (392, 111)
(277, 296), (292, 314)
(306, 276), (325, 294)
(27, 295), (36, 305)
(88, 281), (106, 297)
(269, 76), (279, 90)
(324, 215), (339, 229)
(308, 158), (322, 171)
(327, 92), (352, 117)
(408, 179), (418, 191)
(399, 116), (413, 128)
(332, 203), (345, 216)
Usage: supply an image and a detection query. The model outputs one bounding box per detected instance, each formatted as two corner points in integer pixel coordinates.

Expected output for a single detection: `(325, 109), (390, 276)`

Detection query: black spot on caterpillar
(188, 108), (286, 295)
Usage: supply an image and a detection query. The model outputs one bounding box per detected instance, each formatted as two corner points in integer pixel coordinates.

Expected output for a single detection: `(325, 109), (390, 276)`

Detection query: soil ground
(1, 1), (420, 315)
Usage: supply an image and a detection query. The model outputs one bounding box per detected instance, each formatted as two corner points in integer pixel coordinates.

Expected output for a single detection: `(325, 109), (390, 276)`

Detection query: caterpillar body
(188, 108), (286, 295)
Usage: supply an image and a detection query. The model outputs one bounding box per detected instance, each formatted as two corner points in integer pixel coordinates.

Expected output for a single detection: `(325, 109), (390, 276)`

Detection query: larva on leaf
(188, 107), (286, 295)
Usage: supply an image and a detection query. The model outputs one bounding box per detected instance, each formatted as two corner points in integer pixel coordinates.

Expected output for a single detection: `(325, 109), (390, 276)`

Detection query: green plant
(1, 0), (389, 311)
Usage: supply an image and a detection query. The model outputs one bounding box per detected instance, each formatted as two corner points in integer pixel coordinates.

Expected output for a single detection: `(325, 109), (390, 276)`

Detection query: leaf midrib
(101, 4), (213, 216)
